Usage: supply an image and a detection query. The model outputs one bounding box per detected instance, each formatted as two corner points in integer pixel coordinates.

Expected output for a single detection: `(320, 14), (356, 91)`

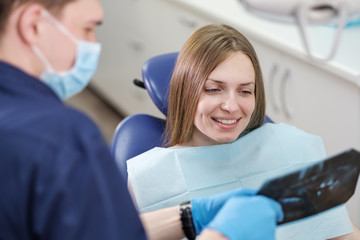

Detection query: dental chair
(110, 52), (176, 184)
(110, 52), (273, 184)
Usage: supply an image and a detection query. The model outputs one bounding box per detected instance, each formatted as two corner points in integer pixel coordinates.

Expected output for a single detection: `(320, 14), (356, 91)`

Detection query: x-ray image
(258, 149), (360, 224)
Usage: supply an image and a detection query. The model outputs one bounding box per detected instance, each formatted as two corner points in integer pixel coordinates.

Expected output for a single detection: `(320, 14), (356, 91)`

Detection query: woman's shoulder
(127, 146), (176, 168)
(234, 122), (326, 163)
(236, 122), (325, 152)
(128, 145), (196, 161)
(243, 122), (322, 141)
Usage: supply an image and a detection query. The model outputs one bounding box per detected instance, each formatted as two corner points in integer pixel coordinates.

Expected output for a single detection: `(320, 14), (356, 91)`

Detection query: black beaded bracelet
(179, 201), (196, 240)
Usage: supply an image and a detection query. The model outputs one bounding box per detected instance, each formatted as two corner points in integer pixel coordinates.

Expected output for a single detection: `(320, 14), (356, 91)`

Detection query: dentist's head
(0, 0), (103, 99)
(166, 24), (265, 147)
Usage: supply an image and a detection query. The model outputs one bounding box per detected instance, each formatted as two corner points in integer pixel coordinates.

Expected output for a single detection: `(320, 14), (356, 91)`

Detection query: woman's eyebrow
(207, 78), (255, 86)
(240, 82), (255, 87)
(206, 78), (223, 84)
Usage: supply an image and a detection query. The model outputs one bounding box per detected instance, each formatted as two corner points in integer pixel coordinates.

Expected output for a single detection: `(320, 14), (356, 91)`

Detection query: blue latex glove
(191, 188), (257, 234)
(207, 195), (284, 240)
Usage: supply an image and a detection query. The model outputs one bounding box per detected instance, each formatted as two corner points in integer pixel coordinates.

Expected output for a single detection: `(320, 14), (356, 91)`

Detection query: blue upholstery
(110, 53), (178, 183)
(110, 52), (273, 183)
(142, 52), (178, 116)
(110, 114), (166, 183)
(264, 115), (273, 124)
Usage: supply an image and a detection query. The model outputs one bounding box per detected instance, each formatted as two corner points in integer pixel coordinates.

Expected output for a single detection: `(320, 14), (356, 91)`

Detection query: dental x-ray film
(258, 148), (360, 224)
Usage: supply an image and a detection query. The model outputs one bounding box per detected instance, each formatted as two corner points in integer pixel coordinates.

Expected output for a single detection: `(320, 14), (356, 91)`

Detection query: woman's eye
(240, 90), (253, 95)
(205, 88), (220, 93)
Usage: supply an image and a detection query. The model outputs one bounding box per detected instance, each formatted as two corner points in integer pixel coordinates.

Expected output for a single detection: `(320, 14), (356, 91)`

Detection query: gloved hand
(207, 195), (284, 240)
(191, 188), (257, 234)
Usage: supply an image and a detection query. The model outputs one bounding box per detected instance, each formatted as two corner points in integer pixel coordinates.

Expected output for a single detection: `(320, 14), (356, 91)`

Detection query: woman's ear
(17, 4), (45, 45)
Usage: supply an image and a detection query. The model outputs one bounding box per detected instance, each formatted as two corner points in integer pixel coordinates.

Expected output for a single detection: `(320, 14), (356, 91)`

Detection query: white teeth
(214, 119), (237, 124)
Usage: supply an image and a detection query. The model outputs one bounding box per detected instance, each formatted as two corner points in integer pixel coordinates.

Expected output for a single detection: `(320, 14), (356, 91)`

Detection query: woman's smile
(212, 117), (240, 125)
(211, 117), (242, 131)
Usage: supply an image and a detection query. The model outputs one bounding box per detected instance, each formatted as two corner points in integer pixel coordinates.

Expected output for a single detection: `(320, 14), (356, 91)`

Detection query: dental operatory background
(67, 0), (360, 228)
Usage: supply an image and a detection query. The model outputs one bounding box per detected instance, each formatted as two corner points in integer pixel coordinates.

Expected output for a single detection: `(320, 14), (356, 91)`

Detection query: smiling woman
(192, 52), (256, 146)
(166, 24), (265, 147)
(126, 23), (358, 240)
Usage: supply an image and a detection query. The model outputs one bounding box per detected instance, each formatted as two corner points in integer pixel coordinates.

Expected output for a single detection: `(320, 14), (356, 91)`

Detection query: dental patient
(126, 24), (359, 239)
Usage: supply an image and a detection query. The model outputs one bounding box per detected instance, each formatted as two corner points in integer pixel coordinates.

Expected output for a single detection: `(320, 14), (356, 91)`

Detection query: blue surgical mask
(32, 10), (101, 99)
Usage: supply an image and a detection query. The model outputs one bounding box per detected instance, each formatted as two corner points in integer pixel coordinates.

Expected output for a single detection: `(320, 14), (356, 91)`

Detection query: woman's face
(191, 52), (256, 146)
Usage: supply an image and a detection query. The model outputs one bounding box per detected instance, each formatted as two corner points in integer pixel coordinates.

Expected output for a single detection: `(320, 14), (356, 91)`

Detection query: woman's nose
(220, 94), (240, 113)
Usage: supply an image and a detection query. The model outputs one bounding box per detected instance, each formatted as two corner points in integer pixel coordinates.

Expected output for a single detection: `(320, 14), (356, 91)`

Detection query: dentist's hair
(166, 24), (265, 146)
(0, 0), (75, 35)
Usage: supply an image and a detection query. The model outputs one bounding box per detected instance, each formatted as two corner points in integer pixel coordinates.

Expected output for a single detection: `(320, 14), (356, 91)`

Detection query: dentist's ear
(16, 4), (46, 45)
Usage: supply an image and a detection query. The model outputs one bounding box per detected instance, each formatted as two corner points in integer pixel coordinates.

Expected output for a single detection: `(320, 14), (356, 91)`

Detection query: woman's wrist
(140, 205), (185, 240)
(197, 229), (228, 240)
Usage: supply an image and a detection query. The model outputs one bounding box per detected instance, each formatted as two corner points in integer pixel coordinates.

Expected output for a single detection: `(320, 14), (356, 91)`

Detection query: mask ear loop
(37, 9), (81, 75)
(31, 44), (54, 73)
(41, 9), (78, 44)
(294, 3), (349, 63)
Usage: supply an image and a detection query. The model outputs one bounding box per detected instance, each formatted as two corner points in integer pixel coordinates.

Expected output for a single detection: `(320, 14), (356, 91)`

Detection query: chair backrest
(111, 52), (273, 183)
(110, 114), (166, 183)
(110, 53), (179, 183)
(142, 52), (178, 116)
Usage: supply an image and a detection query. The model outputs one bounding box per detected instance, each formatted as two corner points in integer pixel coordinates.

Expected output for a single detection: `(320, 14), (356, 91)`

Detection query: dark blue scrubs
(0, 61), (147, 240)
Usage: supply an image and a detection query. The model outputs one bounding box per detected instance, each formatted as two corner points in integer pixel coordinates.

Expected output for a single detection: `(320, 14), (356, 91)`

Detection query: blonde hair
(165, 24), (265, 146)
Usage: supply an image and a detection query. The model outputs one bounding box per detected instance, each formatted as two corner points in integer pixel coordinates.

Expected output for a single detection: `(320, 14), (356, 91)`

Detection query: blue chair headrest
(142, 52), (178, 116)
(110, 114), (166, 183)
